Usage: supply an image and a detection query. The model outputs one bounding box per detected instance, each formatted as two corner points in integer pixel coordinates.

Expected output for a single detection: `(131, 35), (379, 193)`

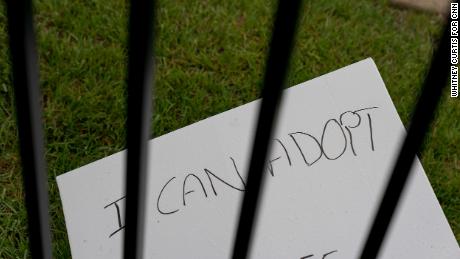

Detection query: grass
(0, 0), (459, 257)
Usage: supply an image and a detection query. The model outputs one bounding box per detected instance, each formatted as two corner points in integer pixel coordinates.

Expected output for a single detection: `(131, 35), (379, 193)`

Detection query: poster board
(57, 58), (460, 258)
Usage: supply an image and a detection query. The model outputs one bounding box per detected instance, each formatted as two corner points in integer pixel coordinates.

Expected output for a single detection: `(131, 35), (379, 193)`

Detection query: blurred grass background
(0, 0), (459, 257)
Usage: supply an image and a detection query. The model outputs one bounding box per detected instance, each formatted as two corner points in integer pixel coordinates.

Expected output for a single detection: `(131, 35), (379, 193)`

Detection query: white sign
(57, 58), (459, 259)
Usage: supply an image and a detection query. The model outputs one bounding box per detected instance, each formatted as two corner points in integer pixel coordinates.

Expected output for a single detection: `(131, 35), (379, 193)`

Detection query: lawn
(0, 0), (459, 257)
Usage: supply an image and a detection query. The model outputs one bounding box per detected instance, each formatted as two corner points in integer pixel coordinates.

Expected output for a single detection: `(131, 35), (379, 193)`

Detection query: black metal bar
(231, 1), (303, 258)
(359, 18), (451, 259)
(4, 1), (52, 258)
(123, 0), (156, 258)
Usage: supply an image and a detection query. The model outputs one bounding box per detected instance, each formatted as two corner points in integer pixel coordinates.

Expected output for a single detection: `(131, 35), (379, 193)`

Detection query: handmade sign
(57, 58), (460, 258)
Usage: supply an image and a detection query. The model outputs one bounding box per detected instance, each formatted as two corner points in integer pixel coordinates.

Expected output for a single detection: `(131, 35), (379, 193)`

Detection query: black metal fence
(3, 0), (453, 258)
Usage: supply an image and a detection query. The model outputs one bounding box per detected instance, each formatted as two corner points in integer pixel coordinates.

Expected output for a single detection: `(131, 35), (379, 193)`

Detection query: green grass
(0, 0), (458, 257)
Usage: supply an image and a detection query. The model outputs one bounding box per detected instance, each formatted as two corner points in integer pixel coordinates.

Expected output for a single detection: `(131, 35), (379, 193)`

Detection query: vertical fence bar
(123, 0), (156, 258)
(4, 0), (52, 258)
(231, 1), (302, 258)
(359, 18), (451, 259)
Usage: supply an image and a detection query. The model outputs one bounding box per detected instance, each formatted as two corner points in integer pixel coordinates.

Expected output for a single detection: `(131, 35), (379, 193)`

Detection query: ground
(0, 0), (458, 258)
